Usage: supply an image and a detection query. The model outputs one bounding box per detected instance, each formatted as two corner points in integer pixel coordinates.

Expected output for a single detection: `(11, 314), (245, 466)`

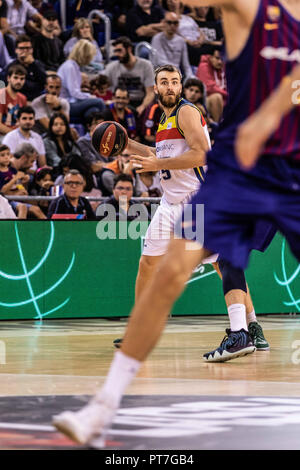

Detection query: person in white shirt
(57, 39), (105, 124)
(2, 105), (46, 167)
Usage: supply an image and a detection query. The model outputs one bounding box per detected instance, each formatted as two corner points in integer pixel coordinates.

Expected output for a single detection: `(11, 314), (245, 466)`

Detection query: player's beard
(157, 91), (181, 109)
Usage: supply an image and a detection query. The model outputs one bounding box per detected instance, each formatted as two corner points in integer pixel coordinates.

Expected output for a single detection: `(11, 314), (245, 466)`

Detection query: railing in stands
(87, 10), (111, 64)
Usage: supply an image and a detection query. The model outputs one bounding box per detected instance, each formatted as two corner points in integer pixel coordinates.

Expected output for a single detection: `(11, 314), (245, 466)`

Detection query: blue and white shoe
(203, 328), (256, 362)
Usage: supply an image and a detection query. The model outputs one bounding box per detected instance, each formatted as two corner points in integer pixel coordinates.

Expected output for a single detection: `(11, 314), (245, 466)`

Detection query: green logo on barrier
(0, 221), (75, 320)
(274, 238), (300, 312)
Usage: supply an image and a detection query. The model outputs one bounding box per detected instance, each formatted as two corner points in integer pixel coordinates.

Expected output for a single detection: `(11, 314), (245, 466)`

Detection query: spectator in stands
(0, 0), (15, 58)
(189, 6), (223, 54)
(2, 106), (46, 166)
(28, 165), (53, 214)
(135, 170), (162, 198)
(9, 141), (46, 218)
(77, 111), (109, 176)
(151, 11), (193, 79)
(0, 193), (23, 218)
(32, 9), (64, 71)
(0, 64), (27, 137)
(0, 142), (29, 194)
(108, 0), (134, 36)
(43, 112), (82, 172)
(5, 0), (42, 36)
(162, 0), (206, 66)
(90, 75), (113, 104)
(63, 18), (104, 74)
(126, 0), (164, 44)
(98, 150), (137, 196)
(103, 36), (155, 116)
(57, 39), (105, 124)
(32, 74), (70, 134)
(47, 169), (96, 220)
(183, 77), (217, 141)
(138, 98), (162, 145)
(196, 48), (227, 122)
(97, 173), (148, 221)
(0, 32), (11, 70)
(0, 34), (46, 101)
(103, 86), (138, 140)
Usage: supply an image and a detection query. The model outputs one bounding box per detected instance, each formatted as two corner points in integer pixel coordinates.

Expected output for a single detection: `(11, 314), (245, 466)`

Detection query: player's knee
(218, 258), (247, 295)
(139, 255), (159, 274)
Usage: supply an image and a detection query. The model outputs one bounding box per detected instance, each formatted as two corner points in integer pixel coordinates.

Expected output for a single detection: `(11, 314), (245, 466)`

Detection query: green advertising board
(0, 220), (299, 320)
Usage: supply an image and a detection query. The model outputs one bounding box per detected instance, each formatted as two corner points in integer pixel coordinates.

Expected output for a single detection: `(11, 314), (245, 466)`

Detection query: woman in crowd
(44, 113), (83, 174)
(63, 18), (104, 74)
(57, 39), (105, 123)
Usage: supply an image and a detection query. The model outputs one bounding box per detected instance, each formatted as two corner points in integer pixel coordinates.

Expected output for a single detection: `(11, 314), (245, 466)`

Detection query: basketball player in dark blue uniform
(53, 0), (300, 446)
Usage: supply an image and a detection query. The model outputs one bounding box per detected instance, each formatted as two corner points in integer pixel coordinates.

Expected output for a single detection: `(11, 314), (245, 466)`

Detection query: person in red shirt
(196, 48), (227, 122)
(0, 63), (27, 136)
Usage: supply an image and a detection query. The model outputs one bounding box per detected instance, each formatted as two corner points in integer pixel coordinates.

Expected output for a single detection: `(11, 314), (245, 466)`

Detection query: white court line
(0, 373), (300, 387)
(0, 422), (54, 432)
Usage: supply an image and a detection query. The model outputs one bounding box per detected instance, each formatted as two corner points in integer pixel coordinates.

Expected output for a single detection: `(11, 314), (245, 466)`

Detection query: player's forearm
(183, 0), (236, 7)
(157, 149), (206, 170)
(127, 138), (155, 157)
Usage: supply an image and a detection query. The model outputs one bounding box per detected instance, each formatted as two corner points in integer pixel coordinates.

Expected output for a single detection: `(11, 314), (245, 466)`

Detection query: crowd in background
(0, 0), (226, 220)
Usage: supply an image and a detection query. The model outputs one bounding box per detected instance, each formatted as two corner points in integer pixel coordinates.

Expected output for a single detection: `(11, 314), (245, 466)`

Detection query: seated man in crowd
(32, 9), (64, 71)
(47, 169), (96, 220)
(126, 0), (164, 44)
(0, 64), (27, 138)
(196, 48), (228, 122)
(6, 0), (42, 37)
(103, 86), (138, 140)
(0, 34), (46, 101)
(32, 74), (70, 134)
(138, 98), (162, 145)
(2, 105), (46, 167)
(151, 12), (193, 80)
(77, 111), (110, 176)
(5, 141), (46, 218)
(98, 151), (136, 197)
(97, 173), (148, 222)
(103, 36), (155, 116)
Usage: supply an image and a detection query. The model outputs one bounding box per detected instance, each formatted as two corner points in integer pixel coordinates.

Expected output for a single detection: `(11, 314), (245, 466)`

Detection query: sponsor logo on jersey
(260, 47), (300, 63)
(264, 23), (279, 30)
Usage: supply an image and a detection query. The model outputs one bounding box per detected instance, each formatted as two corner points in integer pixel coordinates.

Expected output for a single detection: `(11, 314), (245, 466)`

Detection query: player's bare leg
(53, 238), (208, 445)
(135, 255), (163, 300)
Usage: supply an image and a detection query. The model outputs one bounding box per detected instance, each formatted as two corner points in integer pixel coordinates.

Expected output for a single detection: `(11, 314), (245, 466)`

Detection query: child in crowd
(90, 75), (113, 104)
(29, 166), (54, 215)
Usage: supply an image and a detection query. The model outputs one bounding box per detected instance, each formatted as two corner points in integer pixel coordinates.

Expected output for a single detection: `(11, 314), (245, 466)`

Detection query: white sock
(95, 350), (141, 408)
(247, 309), (257, 325)
(228, 303), (248, 331)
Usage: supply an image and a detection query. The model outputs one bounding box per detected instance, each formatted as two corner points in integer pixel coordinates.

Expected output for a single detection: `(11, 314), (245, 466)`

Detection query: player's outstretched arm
(183, 0), (237, 7)
(236, 65), (300, 169)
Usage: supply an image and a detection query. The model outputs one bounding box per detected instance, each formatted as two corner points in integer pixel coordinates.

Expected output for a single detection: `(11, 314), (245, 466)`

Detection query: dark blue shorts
(180, 158), (300, 269)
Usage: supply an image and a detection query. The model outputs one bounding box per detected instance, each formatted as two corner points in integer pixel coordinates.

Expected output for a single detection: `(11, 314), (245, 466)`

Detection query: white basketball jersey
(155, 99), (211, 204)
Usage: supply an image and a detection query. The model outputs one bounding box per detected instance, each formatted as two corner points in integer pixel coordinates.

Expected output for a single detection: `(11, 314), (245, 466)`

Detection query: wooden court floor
(0, 314), (300, 450)
(0, 314), (300, 398)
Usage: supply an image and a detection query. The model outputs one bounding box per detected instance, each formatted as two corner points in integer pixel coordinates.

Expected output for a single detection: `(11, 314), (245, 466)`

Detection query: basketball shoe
(203, 328), (256, 362)
(248, 321), (270, 350)
(53, 393), (117, 446)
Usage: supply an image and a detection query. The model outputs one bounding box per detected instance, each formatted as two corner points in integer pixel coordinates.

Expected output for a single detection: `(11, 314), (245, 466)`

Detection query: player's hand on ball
(130, 154), (159, 172)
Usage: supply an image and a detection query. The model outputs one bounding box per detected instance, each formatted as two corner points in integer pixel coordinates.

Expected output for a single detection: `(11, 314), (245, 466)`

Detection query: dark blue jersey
(211, 0), (300, 175)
